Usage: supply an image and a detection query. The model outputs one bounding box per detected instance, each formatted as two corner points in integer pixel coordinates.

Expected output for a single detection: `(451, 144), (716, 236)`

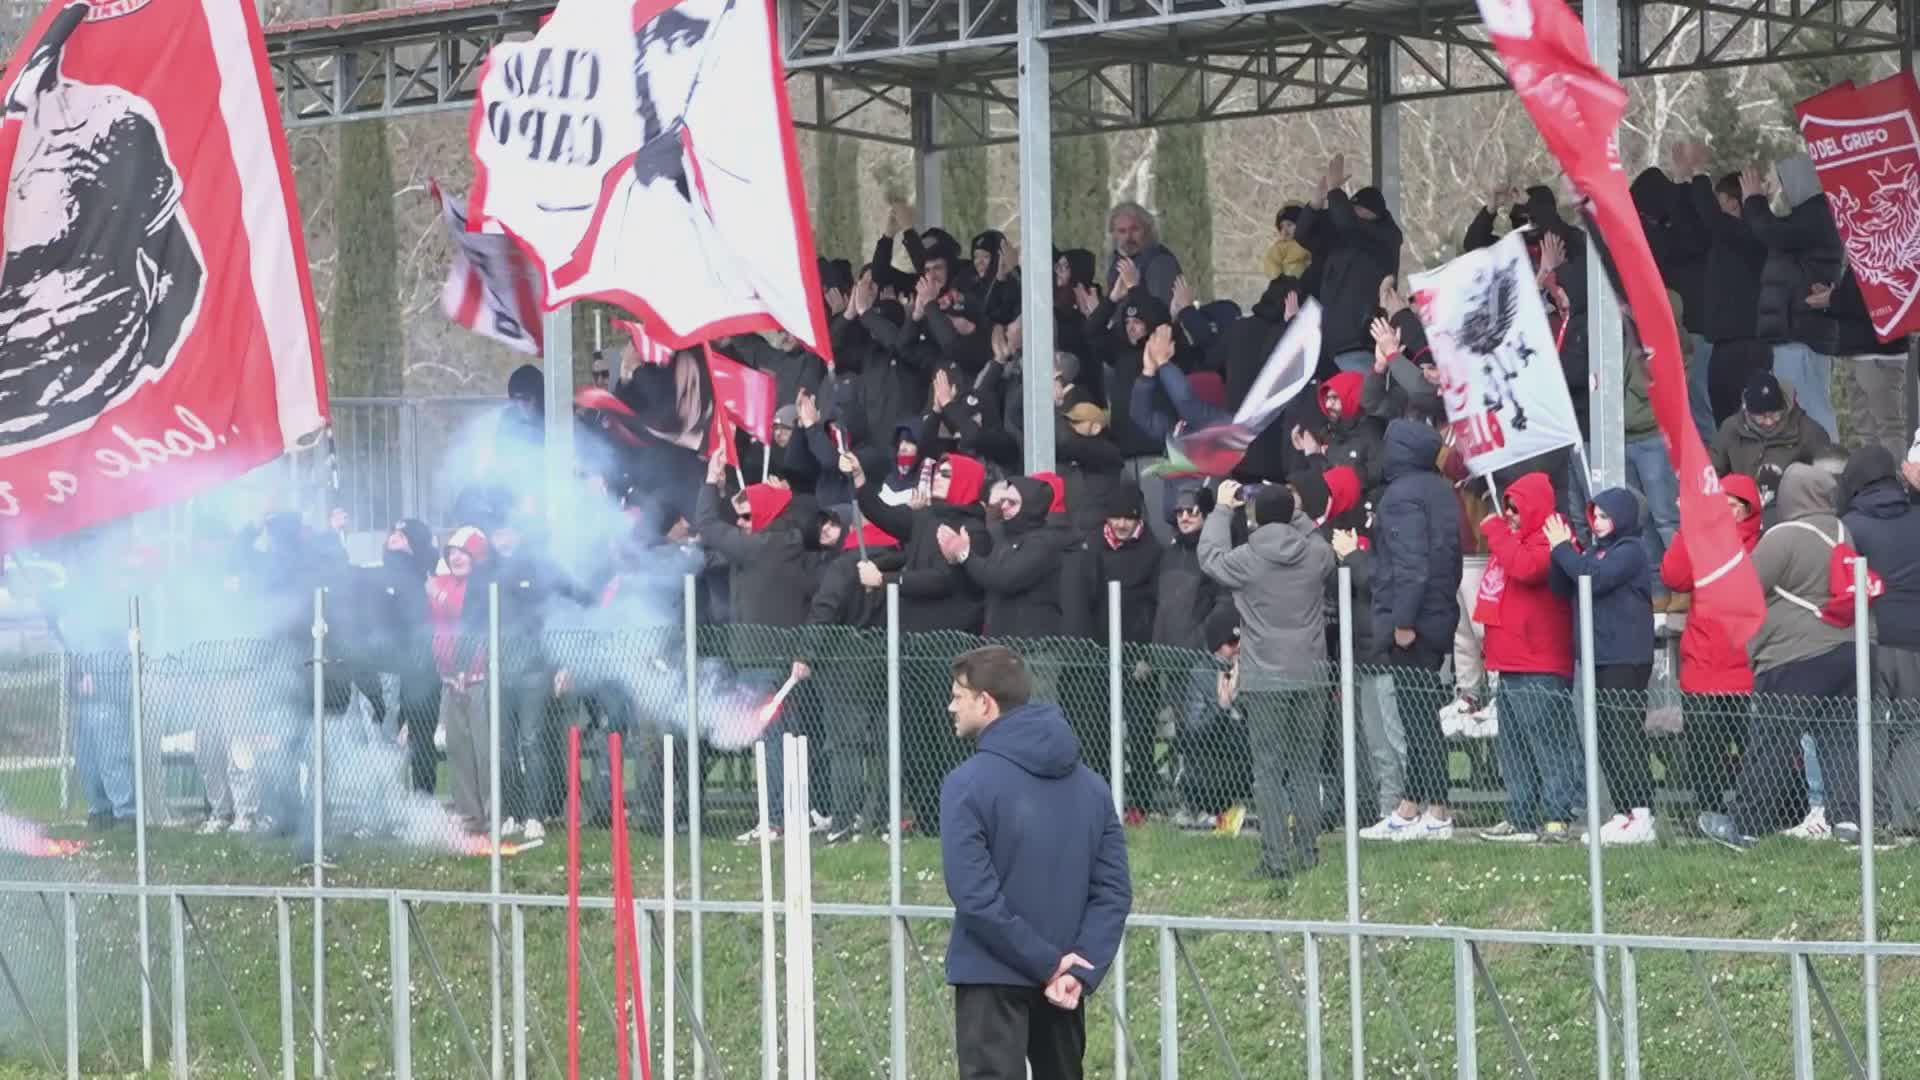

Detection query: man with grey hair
(1104, 201), (1183, 308)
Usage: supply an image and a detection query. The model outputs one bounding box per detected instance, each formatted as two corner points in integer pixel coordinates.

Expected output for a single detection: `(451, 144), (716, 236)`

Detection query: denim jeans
(1770, 342), (1836, 440)
(1495, 673), (1583, 829)
(1333, 349), (1375, 375)
(1688, 334), (1717, 443)
(75, 700), (135, 819)
(1623, 434), (1679, 593)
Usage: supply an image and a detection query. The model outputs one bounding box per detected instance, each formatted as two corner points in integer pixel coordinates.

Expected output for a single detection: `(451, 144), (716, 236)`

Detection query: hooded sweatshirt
(1371, 421), (1463, 654)
(1841, 447), (1920, 650)
(1295, 188), (1403, 362)
(962, 476), (1076, 637)
(1750, 464), (1871, 674)
(1198, 500), (1336, 688)
(855, 452), (991, 633)
(1548, 487), (1654, 667)
(693, 481), (817, 628)
(428, 527), (490, 678)
(940, 700), (1130, 992)
(1660, 473), (1764, 694)
(1745, 154), (1845, 351)
(1478, 472), (1575, 677)
(1316, 371), (1385, 495)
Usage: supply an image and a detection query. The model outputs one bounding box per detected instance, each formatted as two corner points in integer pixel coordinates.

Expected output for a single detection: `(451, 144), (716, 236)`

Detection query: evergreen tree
(1051, 133), (1110, 252)
(1695, 70), (1785, 174)
(1151, 114), (1213, 295)
(813, 131), (863, 262)
(329, 0), (399, 396)
(939, 105), (988, 241)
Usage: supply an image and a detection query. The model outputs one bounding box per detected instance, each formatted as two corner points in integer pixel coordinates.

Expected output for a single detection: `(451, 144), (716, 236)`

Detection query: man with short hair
(941, 645), (1132, 1080)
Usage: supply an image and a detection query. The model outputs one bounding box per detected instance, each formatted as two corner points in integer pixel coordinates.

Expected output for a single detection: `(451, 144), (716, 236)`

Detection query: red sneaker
(1124, 807), (1147, 827)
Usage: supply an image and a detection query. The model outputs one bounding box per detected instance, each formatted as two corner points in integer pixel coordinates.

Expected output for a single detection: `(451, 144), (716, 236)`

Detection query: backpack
(1771, 520), (1885, 627)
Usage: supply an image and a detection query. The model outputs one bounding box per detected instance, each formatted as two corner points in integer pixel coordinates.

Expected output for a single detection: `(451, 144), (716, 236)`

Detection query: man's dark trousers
(954, 984), (1086, 1079)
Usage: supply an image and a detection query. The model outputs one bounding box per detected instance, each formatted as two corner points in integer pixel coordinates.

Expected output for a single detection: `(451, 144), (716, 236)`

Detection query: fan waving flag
(704, 345), (775, 444)
(1795, 73), (1920, 341)
(434, 182), (545, 354)
(0, 0), (327, 553)
(1477, 0), (1765, 644)
(1411, 231), (1580, 476)
(468, 0), (833, 363)
(1159, 300), (1321, 477)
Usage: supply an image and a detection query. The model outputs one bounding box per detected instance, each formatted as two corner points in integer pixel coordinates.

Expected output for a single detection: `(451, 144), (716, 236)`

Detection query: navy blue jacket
(1550, 487), (1654, 666)
(940, 701), (1132, 993)
(1369, 421), (1463, 657)
(1843, 478), (1920, 650)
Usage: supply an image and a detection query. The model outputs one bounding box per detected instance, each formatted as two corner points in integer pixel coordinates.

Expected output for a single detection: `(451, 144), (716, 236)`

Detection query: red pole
(566, 726), (582, 1080)
(610, 735), (632, 1080)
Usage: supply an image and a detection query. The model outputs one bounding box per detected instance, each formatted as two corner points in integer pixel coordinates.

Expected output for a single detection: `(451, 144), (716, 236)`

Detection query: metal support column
(391, 897), (413, 1080)
(1016, 0), (1056, 473)
(910, 90), (945, 229)
(541, 308), (576, 560)
(886, 584), (907, 1080)
(1585, 0), (1627, 489)
(1158, 929), (1177, 1080)
(685, 574), (706, 1080)
(1368, 36), (1403, 220)
(1454, 939), (1477, 1080)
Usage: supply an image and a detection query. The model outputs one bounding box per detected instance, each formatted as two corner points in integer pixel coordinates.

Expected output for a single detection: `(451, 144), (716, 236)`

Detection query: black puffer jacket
(1688, 175), (1766, 343)
(1841, 450), (1920, 650)
(1150, 529), (1224, 650)
(854, 467), (992, 634)
(693, 484), (819, 628)
(963, 477), (1075, 638)
(1745, 193), (1844, 351)
(1369, 421), (1463, 656)
(1296, 189), (1402, 361)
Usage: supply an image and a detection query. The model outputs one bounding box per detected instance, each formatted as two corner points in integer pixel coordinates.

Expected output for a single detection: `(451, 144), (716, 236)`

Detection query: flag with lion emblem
(1795, 73), (1920, 342)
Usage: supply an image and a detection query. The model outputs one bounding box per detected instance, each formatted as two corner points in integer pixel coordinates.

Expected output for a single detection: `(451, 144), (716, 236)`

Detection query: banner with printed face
(435, 182), (545, 354)
(1795, 73), (1920, 341)
(468, 0), (832, 362)
(0, 0), (327, 553)
(1411, 231), (1580, 476)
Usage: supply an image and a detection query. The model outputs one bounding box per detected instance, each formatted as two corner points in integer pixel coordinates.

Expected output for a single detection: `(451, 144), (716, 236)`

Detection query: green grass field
(0, 813), (1916, 1079)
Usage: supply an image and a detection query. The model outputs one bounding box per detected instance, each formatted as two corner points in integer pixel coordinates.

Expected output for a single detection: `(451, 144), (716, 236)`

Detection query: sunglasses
(591, 370), (611, 383)
(1175, 505), (1203, 515)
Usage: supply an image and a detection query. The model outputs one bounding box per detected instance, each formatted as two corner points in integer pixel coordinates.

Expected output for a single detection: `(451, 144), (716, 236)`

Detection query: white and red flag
(1795, 73), (1920, 341)
(1477, 0), (1765, 650)
(434, 181), (545, 354)
(468, 0), (833, 361)
(0, 0), (327, 552)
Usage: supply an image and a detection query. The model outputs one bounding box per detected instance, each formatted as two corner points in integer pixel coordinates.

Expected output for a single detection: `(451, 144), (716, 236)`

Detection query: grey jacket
(1197, 503), (1335, 689)
(1749, 464), (1874, 675)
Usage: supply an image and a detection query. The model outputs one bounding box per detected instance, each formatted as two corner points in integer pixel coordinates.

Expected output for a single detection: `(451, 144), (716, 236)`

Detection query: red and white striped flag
(434, 181), (545, 354)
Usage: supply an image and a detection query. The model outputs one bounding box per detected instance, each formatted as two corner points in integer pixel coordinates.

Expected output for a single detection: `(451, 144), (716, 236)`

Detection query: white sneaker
(735, 824), (782, 845)
(1784, 805), (1831, 840)
(1601, 810), (1656, 847)
(1438, 698), (1473, 737)
(1360, 813), (1420, 841)
(522, 820), (546, 842)
(197, 817), (229, 835)
(1417, 812), (1456, 840)
(230, 814), (256, 834)
(1465, 703), (1499, 738)
(809, 810), (833, 834)
(500, 817), (522, 839)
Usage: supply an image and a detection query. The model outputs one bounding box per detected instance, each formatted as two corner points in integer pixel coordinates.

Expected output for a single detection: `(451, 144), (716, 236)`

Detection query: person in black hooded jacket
(1083, 487), (1162, 809)
(1295, 153), (1403, 375)
(1685, 166), (1769, 425)
(1744, 153), (1844, 439)
(361, 519), (443, 794)
(1838, 447), (1920, 830)
(693, 454), (820, 628)
(948, 475), (1075, 638)
(968, 230), (1022, 328)
(1151, 486), (1226, 651)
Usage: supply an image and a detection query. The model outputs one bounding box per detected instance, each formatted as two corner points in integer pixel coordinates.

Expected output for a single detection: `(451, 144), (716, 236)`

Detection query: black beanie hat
(1253, 486), (1296, 527)
(1352, 187), (1389, 217)
(1288, 470), (1332, 525)
(1204, 607), (1241, 653)
(1744, 371), (1786, 415)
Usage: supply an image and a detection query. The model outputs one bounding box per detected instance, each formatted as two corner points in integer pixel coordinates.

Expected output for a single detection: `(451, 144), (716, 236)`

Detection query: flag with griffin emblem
(1795, 73), (1920, 341)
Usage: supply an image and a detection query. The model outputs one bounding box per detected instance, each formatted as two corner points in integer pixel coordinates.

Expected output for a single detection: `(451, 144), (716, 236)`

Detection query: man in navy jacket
(940, 645), (1132, 1079)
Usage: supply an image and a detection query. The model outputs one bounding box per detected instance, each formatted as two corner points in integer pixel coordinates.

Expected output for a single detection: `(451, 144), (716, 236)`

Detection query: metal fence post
(663, 733), (677, 1080)
(57, 649), (70, 814)
(1619, 946), (1640, 1080)
(1854, 556), (1879, 1080)
(128, 597), (153, 1072)
(1158, 928), (1177, 1080)
(169, 894), (187, 1078)
(310, 588), (327, 1079)
(511, 904), (527, 1080)
(755, 742), (778, 1080)
(63, 891), (77, 1080)
(1578, 576), (1609, 1080)
(1338, 567), (1363, 1080)
(1106, 578), (1126, 1078)
(886, 582), (906, 1080)
(685, 573), (705, 1080)
(488, 582), (504, 1080)
(1453, 938), (1476, 1080)
(391, 895), (412, 1080)
(1789, 952), (1813, 1080)
(277, 898), (296, 1080)
(1303, 931), (1323, 1080)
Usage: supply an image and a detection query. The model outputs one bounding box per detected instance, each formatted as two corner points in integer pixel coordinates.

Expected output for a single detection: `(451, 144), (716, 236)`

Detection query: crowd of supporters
(41, 145), (1920, 878)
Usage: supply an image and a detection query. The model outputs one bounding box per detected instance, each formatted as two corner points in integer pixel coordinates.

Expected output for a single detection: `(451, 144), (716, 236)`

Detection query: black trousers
(1387, 642), (1451, 806)
(954, 984), (1086, 1080)
(1596, 663), (1655, 811)
(1681, 692), (1748, 810)
(1735, 647), (1860, 835)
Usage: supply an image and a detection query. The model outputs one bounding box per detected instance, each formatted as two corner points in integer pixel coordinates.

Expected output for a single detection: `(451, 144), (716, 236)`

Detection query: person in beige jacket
(1699, 463), (1874, 850)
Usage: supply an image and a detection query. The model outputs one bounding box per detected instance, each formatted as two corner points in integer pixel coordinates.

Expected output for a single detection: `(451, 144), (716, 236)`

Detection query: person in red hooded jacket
(1475, 472), (1582, 843)
(1294, 371), (1386, 504)
(428, 526), (493, 833)
(1659, 472), (1763, 814)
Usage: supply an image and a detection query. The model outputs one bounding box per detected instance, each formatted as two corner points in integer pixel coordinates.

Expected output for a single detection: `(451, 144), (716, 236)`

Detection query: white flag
(1410, 230), (1581, 477)
(434, 183), (544, 354)
(468, 0), (831, 360)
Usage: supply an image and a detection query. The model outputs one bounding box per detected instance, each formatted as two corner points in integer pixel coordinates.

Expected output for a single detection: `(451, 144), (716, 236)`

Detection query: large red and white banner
(468, 0), (833, 362)
(1477, 0), (1765, 647)
(1412, 231), (1582, 476)
(434, 181), (544, 354)
(0, 0), (327, 552)
(1795, 73), (1920, 342)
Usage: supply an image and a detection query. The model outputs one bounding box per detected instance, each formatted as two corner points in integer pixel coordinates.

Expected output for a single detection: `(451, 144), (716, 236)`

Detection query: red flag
(0, 0), (327, 552)
(612, 317), (675, 367)
(1477, 0), (1765, 646)
(703, 345), (776, 444)
(1794, 73), (1920, 341)
(707, 403), (739, 468)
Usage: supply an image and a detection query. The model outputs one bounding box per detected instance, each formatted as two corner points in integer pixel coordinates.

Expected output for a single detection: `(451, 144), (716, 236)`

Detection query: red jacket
(1477, 472), (1574, 677)
(1659, 473), (1764, 694)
